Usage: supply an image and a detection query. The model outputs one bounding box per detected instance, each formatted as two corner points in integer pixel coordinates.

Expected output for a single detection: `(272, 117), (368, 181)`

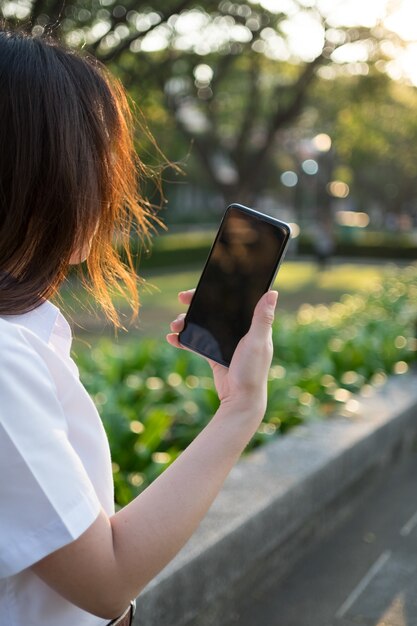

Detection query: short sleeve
(0, 327), (102, 578)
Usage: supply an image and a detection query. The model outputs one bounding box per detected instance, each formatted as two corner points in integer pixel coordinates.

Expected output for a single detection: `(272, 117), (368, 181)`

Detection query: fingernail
(267, 290), (278, 308)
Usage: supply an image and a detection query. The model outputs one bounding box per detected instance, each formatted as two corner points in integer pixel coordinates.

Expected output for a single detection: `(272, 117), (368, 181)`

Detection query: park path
(236, 447), (417, 626)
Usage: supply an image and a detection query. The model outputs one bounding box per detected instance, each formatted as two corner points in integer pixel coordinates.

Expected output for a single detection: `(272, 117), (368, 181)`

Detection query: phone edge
(178, 203), (293, 367)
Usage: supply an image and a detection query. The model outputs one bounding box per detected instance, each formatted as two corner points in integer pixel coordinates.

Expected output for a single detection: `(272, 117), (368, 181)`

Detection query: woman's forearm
(32, 398), (266, 619)
(110, 401), (262, 600)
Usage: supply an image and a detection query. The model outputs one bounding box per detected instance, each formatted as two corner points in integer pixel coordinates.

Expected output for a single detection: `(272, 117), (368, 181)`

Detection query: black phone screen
(179, 204), (291, 367)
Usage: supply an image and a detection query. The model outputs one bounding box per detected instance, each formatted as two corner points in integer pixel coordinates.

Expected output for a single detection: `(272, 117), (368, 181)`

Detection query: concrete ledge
(134, 373), (417, 626)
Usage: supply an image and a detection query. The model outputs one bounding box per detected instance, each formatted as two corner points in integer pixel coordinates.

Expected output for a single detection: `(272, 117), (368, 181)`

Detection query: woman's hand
(166, 289), (278, 418)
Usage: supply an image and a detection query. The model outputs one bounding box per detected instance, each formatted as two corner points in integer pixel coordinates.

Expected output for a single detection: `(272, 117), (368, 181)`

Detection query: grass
(59, 260), (402, 351)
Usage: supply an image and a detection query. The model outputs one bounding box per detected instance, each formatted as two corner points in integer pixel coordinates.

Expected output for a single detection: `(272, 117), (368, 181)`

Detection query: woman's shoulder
(0, 314), (48, 361)
(0, 311), (84, 418)
(0, 300), (69, 365)
(0, 314), (68, 404)
(0, 319), (57, 401)
(0, 314), (37, 352)
(0, 316), (69, 433)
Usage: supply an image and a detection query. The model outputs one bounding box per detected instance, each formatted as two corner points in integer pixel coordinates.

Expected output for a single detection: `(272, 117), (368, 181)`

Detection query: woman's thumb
(250, 290), (278, 337)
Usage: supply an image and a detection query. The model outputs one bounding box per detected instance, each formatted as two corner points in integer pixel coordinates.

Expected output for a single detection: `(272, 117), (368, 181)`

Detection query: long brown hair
(0, 27), (162, 325)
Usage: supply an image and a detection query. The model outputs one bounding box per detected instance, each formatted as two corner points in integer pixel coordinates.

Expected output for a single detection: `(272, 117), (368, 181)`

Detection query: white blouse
(0, 300), (114, 626)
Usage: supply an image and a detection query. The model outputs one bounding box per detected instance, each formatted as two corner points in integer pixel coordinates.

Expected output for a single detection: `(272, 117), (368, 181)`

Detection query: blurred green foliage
(5, 1), (411, 216)
(75, 266), (417, 506)
(308, 73), (417, 219)
(132, 229), (417, 274)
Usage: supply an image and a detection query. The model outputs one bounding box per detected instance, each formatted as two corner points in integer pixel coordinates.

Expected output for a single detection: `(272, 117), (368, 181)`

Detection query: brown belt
(107, 600), (136, 626)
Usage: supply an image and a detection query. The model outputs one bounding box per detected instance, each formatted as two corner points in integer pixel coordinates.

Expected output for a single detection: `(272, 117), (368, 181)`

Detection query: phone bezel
(178, 203), (292, 367)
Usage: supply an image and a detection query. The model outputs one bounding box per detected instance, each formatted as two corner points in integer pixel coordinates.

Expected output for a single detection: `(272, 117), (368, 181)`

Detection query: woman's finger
(165, 332), (193, 354)
(178, 289), (195, 305)
(247, 291), (278, 342)
(166, 332), (182, 349)
(169, 313), (186, 332)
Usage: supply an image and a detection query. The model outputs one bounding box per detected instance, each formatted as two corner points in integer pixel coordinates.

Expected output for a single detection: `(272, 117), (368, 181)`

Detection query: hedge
(75, 265), (417, 506)
(133, 230), (417, 272)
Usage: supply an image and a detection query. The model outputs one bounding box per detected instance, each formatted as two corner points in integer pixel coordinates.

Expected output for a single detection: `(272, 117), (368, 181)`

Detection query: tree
(1, 0), (403, 209)
(307, 70), (417, 221)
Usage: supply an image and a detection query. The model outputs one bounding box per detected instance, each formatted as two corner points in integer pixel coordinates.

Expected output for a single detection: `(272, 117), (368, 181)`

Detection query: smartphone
(178, 203), (292, 367)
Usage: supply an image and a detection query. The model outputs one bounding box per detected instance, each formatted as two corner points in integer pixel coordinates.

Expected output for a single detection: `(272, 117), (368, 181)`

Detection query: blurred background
(3, 0), (417, 335)
(2, 0), (417, 502)
(3, 0), (417, 334)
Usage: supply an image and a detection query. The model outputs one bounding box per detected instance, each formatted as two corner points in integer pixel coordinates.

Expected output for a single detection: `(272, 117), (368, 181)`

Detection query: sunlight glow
(281, 12), (325, 60)
(256, 0), (417, 85)
(385, 0), (417, 40)
(4, 0), (417, 87)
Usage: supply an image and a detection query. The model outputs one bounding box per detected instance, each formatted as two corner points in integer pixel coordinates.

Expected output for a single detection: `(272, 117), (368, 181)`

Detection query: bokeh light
(327, 181), (350, 198)
(301, 159), (319, 175)
(281, 170), (298, 187)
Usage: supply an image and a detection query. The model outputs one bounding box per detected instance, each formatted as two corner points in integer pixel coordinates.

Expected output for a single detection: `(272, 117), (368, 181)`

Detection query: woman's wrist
(214, 395), (267, 438)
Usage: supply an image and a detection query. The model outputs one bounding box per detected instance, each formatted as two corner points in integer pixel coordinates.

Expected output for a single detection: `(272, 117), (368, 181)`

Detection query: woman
(0, 28), (278, 626)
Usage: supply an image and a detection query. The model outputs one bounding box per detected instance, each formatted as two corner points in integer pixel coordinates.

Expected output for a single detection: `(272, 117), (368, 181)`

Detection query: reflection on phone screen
(180, 206), (290, 366)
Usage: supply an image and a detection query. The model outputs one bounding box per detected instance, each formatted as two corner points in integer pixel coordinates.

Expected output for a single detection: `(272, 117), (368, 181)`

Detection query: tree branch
(198, 51), (237, 152)
(232, 52), (261, 166)
(244, 52), (324, 182)
(94, 0), (195, 64)
(30, 0), (66, 25)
